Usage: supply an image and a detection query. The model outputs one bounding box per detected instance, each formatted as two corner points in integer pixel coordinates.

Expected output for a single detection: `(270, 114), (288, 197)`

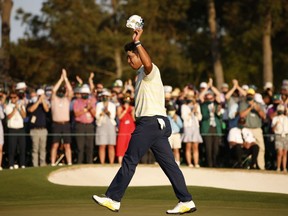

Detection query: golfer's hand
(133, 28), (143, 42)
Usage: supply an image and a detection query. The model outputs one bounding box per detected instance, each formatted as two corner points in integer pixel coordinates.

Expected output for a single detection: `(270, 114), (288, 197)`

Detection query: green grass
(0, 166), (288, 216)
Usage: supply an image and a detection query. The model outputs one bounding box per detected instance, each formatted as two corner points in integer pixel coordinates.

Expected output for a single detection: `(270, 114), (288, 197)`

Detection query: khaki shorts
(168, 133), (182, 149)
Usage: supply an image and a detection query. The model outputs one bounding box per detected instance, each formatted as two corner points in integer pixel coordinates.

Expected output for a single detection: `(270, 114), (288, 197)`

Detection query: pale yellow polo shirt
(134, 63), (166, 118)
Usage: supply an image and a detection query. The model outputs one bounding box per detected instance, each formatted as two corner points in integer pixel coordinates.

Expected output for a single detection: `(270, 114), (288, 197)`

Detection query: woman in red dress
(116, 96), (135, 164)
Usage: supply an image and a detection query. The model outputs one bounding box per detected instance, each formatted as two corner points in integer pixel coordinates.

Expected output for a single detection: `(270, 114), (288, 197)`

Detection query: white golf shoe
(92, 195), (120, 212)
(166, 200), (196, 214)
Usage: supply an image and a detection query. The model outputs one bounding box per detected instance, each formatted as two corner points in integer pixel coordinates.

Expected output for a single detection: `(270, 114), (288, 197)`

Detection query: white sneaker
(92, 195), (120, 212)
(0, 167), (3, 171)
(166, 200), (197, 214)
(14, 164), (19, 169)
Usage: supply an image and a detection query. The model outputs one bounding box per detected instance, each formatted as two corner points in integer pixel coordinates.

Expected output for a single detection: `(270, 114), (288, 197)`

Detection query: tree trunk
(262, 10), (273, 86)
(207, 0), (224, 89)
(114, 48), (122, 79)
(111, 0), (122, 79)
(0, 0), (13, 77)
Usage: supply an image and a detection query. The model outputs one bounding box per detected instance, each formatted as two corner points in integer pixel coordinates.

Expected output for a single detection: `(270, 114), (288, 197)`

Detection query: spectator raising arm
(199, 78), (221, 103)
(225, 79), (246, 101)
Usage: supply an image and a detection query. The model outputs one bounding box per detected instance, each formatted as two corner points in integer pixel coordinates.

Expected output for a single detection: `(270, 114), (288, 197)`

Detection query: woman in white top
(95, 91), (117, 164)
(271, 104), (288, 172)
(181, 94), (203, 167)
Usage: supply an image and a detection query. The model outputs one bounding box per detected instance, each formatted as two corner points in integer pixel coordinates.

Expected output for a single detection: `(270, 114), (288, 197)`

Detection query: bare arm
(89, 72), (95, 92)
(225, 79), (238, 100)
(52, 72), (64, 97)
(62, 69), (74, 100)
(133, 29), (153, 74)
(199, 86), (209, 103)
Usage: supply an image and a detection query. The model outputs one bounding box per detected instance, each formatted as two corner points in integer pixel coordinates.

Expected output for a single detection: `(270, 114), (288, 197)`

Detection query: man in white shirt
(227, 118), (259, 169)
(92, 28), (196, 214)
(5, 91), (27, 169)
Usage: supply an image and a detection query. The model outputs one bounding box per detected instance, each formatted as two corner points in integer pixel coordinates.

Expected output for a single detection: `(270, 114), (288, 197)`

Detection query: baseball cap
(242, 85), (249, 91)
(264, 82), (273, 90)
(247, 88), (255, 95)
(16, 82), (27, 90)
(221, 83), (229, 88)
(101, 90), (111, 97)
(164, 85), (173, 93)
(113, 79), (123, 87)
(79, 84), (91, 94)
(36, 89), (45, 96)
(200, 82), (207, 89)
(272, 94), (281, 101)
(276, 104), (285, 112)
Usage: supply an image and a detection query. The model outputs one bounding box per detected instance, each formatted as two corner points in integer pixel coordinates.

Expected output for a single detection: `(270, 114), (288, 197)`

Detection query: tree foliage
(7, 0), (288, 90)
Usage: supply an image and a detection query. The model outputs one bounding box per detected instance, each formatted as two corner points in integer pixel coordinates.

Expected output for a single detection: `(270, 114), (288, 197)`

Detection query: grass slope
(0, 166), (287, 216)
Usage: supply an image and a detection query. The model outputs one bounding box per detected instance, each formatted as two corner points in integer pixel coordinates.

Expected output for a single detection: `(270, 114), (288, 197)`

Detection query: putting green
(0, 166), (287, 216)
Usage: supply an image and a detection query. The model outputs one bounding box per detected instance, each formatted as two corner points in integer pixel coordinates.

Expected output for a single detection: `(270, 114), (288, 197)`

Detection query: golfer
(92, 28), (196, 214)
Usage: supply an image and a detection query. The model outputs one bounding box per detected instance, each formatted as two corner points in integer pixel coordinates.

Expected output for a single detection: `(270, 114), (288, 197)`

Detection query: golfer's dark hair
(124, 42), (138, 53)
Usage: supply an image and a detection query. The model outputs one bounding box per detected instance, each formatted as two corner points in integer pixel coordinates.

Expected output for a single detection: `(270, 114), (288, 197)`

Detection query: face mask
(18, 92), (25, 99)
(246, 97), (254, 102)
(57, 92), (65, 98)
(31, 96), (38, 103)
(81, 95), (89, 100)
(123, 100), (130, 104)
(102, 97), (108, 102)
(168, 111), (176, 117)
(238, 125), (244, 129)
(277, 111), (284, 115)
(186, 100), (192, 104)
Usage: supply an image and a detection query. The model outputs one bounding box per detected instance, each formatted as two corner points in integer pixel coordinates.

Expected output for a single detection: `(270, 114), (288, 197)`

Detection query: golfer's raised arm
(133, 29), (152, 74)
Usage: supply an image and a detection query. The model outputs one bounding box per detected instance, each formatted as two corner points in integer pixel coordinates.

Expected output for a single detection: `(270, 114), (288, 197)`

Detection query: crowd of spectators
(0, 70), (287, 172)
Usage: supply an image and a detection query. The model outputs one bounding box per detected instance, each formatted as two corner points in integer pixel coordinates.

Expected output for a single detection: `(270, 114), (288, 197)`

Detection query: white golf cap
(200, 82), (207, 89)
(16, 82), (27, 90)
(101, 90), (111, 96)
(277, 104), (285, 112)
(242, 85), (249, 91)
(164, 85), (173, 93)
(264, 82), (273, 90)
(36, 89), (45, 96)
(79, 84), (91, 94)
(126, 15), (144, 30)
(113, 79), (123, 87)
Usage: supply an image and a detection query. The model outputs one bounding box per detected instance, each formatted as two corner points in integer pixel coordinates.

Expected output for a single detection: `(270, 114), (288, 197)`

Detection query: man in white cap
(15, 82), (28, 106)
(27, 89), (50, 167)
(263, 82), (273, 97)
(73, 84), (96, 164)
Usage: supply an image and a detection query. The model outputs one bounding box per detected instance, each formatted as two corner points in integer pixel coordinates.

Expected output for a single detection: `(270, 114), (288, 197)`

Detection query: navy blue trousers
(105, 115), (192, 202)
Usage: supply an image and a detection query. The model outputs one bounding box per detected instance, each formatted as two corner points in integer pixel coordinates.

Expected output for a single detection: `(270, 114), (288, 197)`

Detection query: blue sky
(10, 0), (44, 42)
